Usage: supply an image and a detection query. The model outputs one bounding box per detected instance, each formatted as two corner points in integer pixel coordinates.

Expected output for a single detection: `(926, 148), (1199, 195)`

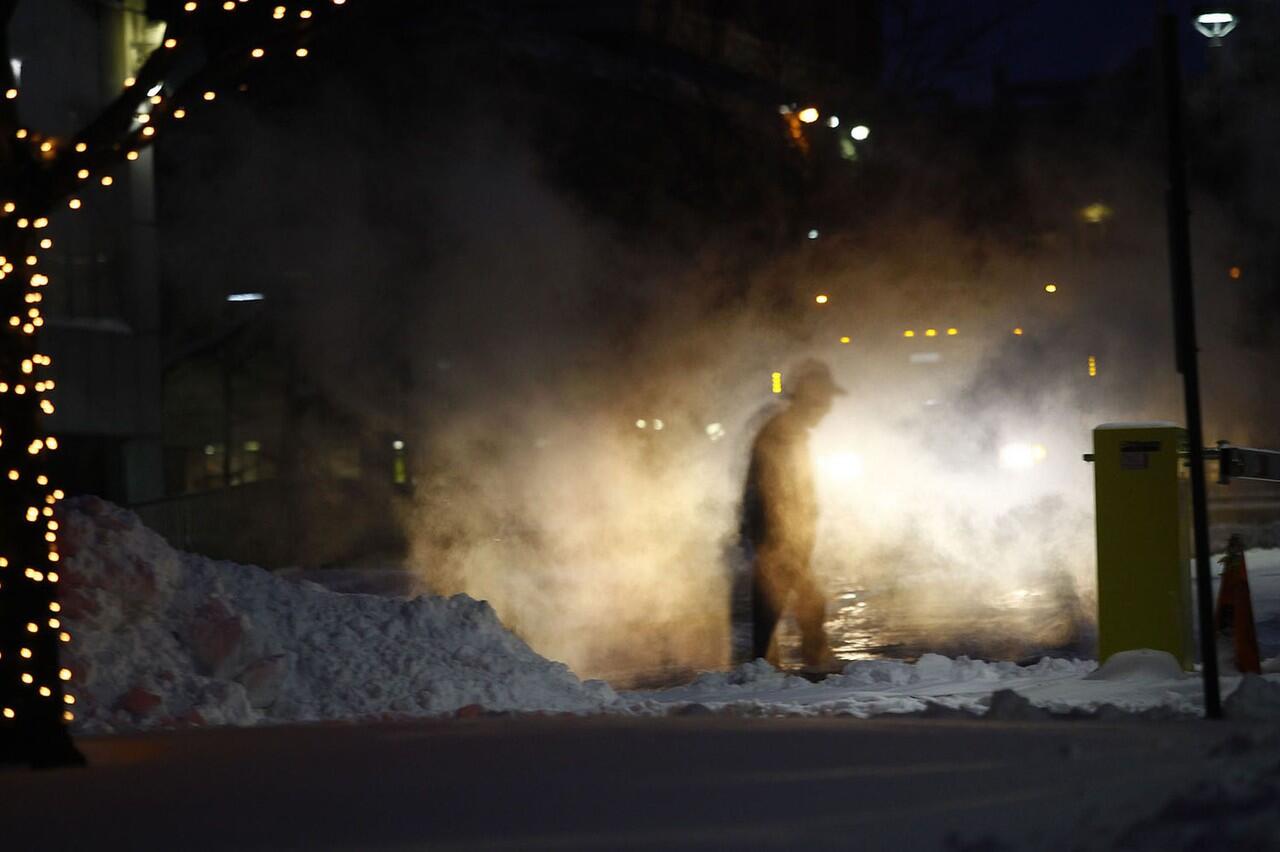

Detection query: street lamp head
(1193, 7), (1238, 43)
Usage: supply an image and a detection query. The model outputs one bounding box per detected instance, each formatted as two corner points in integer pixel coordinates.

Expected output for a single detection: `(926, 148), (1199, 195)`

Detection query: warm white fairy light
(2, 0), (354, 749)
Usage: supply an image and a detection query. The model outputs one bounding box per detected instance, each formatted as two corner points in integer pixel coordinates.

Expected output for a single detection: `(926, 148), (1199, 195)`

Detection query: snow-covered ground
(59, 497), (1280, 732)
(31, 498), (1280, 850)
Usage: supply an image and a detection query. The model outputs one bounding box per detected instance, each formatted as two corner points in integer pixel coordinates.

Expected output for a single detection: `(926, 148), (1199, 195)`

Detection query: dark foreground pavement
(0, 715), (1242, 850)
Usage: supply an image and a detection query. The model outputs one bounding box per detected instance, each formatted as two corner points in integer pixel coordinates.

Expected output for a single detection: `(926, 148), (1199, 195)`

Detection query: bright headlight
(999, 443), (1048, 470)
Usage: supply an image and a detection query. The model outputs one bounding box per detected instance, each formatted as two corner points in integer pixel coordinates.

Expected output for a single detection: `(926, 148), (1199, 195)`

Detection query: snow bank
(628, 654), (1099, 717)
(59, 497), (616, 732)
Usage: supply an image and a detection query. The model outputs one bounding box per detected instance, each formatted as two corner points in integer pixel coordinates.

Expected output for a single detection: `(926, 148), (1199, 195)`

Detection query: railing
(132, 477), (409, 569)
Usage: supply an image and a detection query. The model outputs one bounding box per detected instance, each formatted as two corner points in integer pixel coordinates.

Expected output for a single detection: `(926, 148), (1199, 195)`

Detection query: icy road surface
(0, 714), (1266, 852)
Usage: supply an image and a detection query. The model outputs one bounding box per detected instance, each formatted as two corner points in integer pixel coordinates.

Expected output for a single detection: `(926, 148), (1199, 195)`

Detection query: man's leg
(751, 563), (785, 663)
(793, 572), (834, 667)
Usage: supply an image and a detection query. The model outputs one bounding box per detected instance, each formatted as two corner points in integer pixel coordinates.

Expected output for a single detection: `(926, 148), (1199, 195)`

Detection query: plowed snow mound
(59, 497), (616, 732)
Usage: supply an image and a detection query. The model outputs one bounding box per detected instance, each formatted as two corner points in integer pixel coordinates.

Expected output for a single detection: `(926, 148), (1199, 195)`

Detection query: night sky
(904, 0), (1209, 102)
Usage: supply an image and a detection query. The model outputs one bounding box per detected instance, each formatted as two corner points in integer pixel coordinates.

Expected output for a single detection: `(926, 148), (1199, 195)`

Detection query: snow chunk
(61, 497), (617, 732)
(679, 659), (810, 695)
(1225, 674), (1280, 721)
(1084, 649), (1186, 682)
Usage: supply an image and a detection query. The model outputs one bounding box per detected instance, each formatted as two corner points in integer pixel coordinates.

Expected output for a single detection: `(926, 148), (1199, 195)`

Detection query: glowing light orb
(819, 452), (864, 481)
(999, 443), (1047, 471)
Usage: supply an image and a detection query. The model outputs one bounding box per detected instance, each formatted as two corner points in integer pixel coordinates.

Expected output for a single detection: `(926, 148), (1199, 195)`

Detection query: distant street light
(797, 107), (819, 124)
(826, 115), (840, 128)
(807, 228), (819, 240)
(1080, 202), (1113, 224)
(850, 125), (870, 141)
(1193, 8), (1238, 44)
(226, 292), (265, 302)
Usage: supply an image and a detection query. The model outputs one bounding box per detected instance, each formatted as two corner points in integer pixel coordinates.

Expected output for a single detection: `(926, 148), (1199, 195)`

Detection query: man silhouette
(741, 359), (844, 667)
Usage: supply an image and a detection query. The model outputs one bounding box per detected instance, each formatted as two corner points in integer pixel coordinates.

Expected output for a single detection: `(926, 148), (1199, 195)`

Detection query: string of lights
(0, 0), (354, 769)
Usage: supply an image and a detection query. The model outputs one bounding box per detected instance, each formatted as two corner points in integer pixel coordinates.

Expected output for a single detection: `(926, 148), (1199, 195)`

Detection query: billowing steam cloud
(160, 12), (1280, 682)
(398, 117), (1278, 680)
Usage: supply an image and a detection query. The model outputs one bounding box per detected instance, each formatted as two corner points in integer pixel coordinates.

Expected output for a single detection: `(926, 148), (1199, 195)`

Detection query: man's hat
(787, 358), (847, 399)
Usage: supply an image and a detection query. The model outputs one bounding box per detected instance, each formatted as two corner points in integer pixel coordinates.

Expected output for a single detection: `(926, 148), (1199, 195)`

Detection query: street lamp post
(1161, 10), (1223, 719)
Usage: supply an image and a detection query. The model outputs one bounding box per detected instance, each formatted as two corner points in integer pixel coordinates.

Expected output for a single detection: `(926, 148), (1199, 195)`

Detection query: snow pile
(1225, 674), (1280, 721)
(59, 497), (616, 732)
(628, 654), (1099, 717)
(1085, 648), (1187, 682)
(832, 652), (1093, 688)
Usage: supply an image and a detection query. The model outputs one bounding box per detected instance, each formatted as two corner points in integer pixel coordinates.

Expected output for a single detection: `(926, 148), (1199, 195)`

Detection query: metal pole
(1160, 12), (1221, 719)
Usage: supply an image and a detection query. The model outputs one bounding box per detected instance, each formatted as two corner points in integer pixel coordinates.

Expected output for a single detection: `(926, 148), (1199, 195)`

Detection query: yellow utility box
(1091, 423), (1194, 668)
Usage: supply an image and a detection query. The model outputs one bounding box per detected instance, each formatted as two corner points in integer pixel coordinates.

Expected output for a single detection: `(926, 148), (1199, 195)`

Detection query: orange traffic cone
(1215, 534), (1261, 674)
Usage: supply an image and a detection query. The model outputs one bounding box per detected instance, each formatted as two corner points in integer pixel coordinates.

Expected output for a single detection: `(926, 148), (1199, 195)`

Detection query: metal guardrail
(1216, 443), (1280, 485)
